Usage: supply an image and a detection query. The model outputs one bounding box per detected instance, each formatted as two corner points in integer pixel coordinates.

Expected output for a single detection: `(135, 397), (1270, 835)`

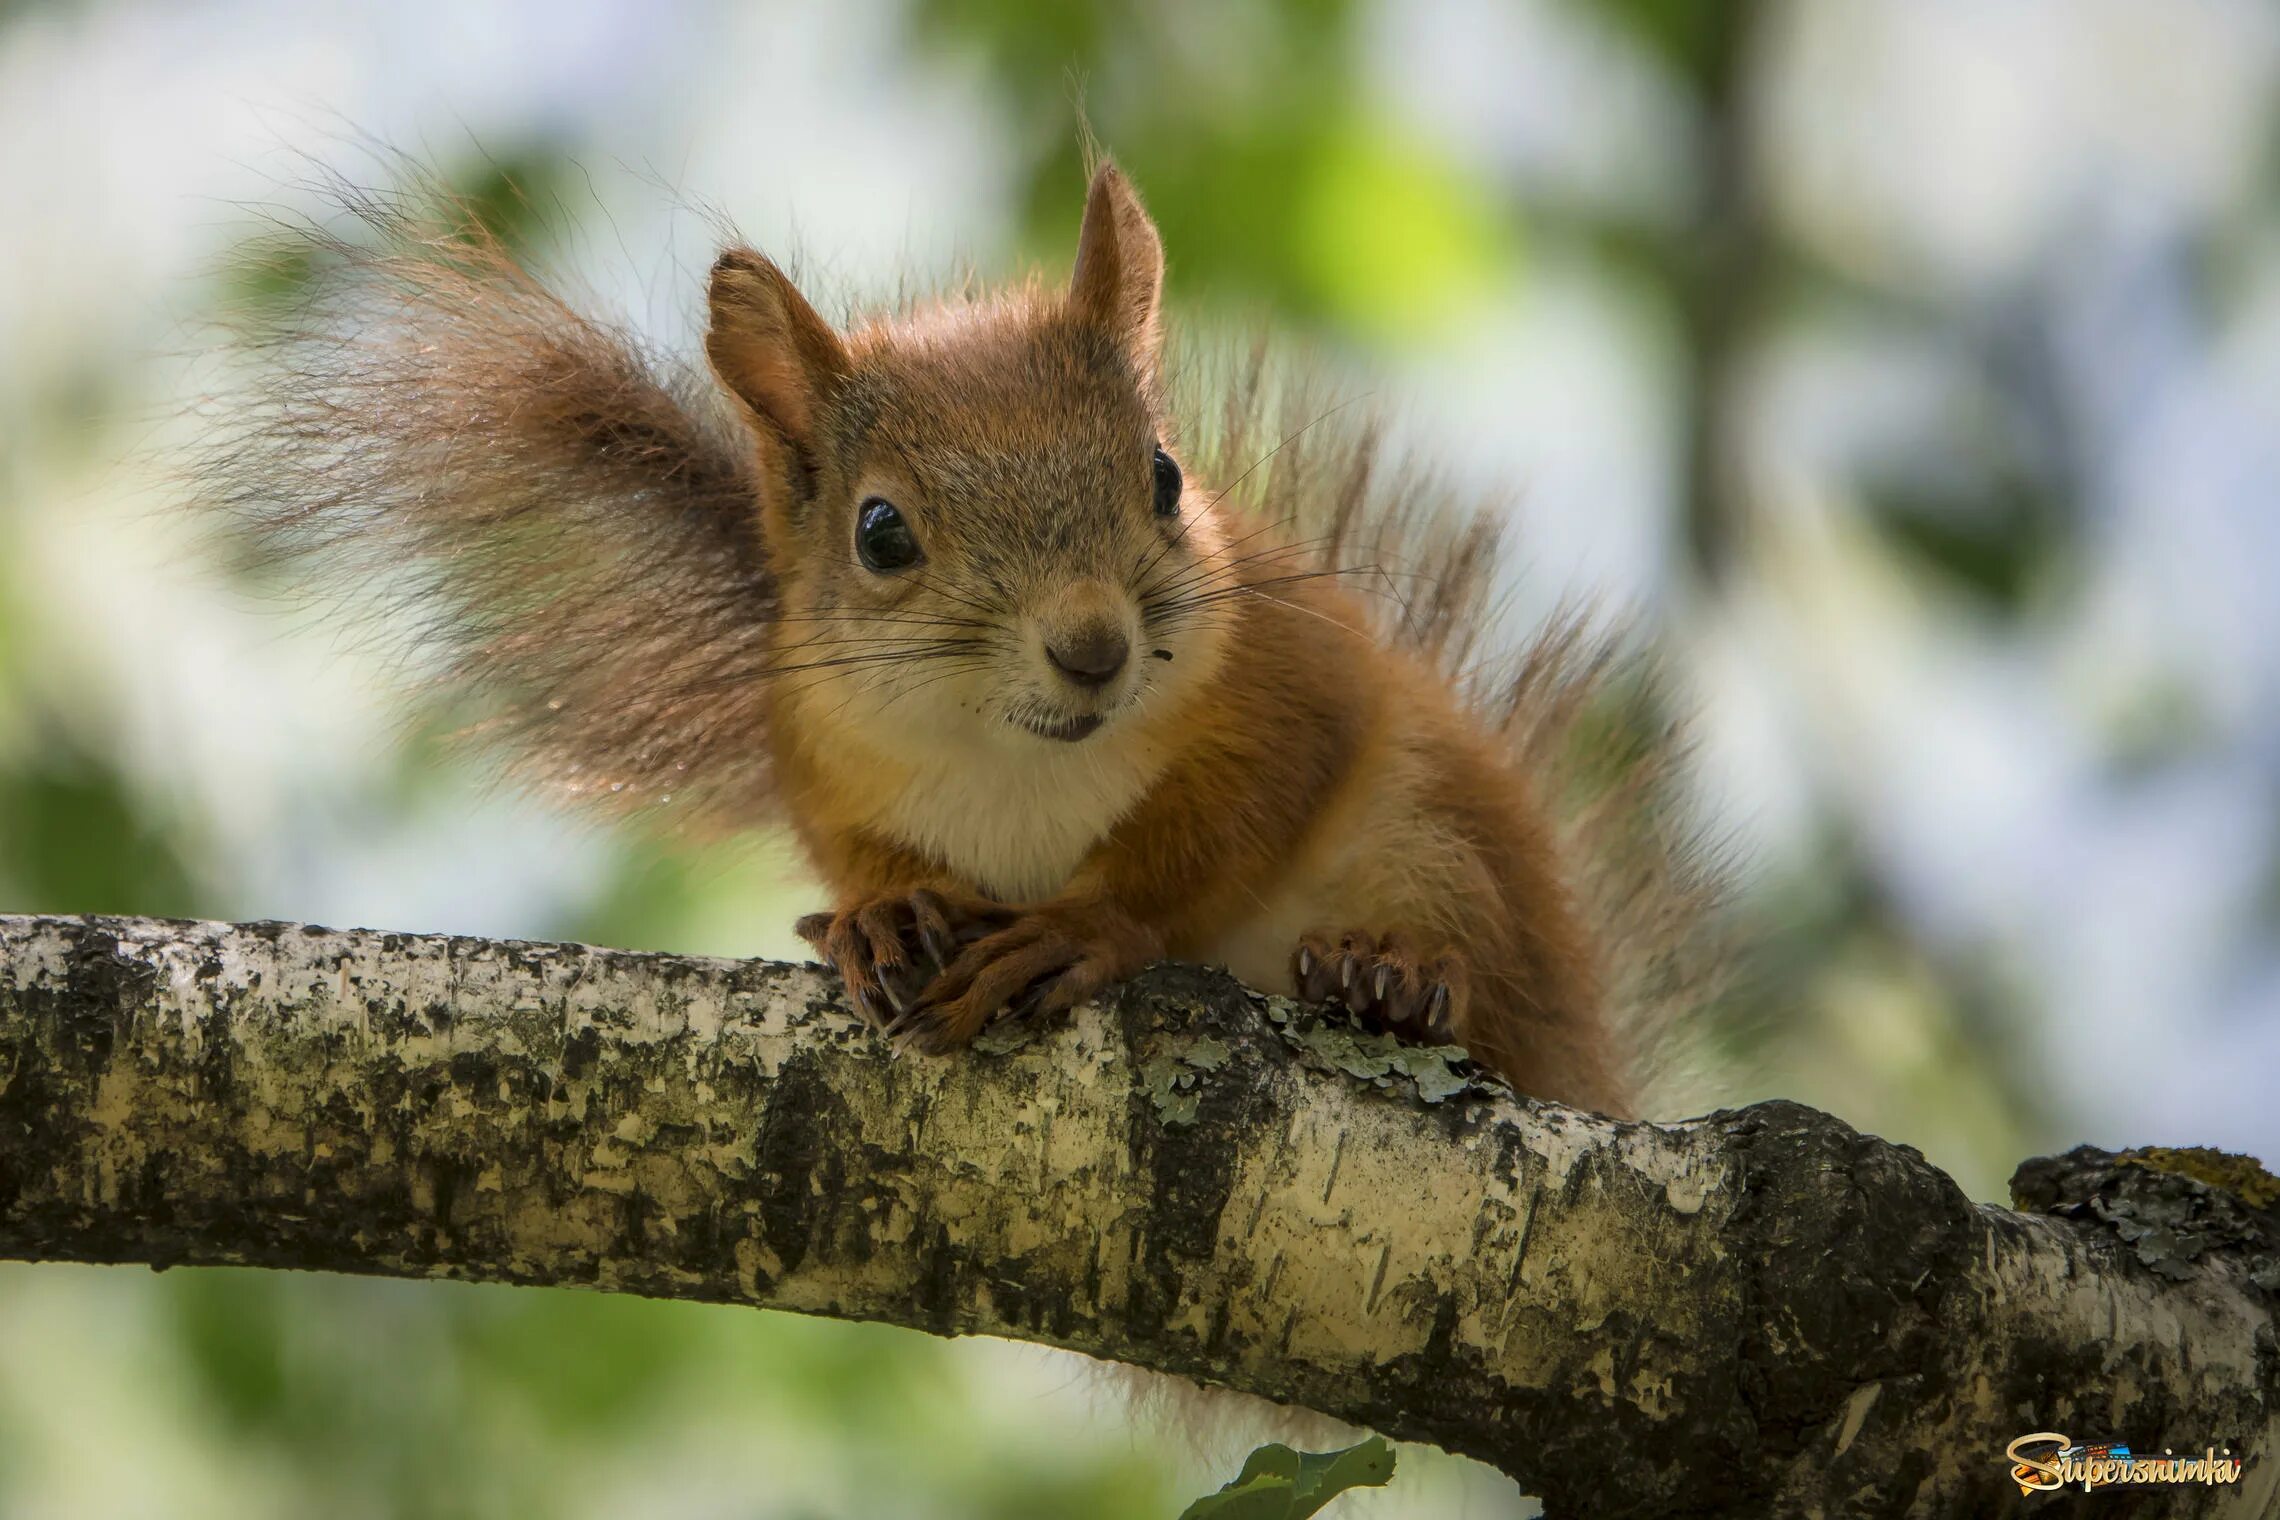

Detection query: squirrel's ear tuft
(1068, 163), (1164, 371)
(705, 249), (849, 456)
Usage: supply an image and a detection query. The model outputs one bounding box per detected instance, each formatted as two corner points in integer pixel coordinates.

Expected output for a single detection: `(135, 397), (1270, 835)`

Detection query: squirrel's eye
(855, 497), (923, 572)
(1151, 446), (1183, 518)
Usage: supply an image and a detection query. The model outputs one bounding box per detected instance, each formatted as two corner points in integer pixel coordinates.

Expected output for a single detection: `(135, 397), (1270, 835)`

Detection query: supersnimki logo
(2005, 1433), (2245, 1495)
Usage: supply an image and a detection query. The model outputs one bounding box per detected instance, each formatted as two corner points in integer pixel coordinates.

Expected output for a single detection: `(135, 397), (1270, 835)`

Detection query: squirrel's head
(704, 165), (1234, 754)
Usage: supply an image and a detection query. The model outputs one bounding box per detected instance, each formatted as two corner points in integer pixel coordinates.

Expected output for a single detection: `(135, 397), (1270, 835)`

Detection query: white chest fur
(873, 729), (1165, 902)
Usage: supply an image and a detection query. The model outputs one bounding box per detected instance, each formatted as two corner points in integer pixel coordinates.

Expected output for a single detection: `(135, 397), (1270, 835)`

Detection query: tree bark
(1, 914), (2273, 1518)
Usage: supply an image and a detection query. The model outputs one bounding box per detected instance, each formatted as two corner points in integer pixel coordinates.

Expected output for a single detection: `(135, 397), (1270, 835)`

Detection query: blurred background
(2, 0), (2277, 1515)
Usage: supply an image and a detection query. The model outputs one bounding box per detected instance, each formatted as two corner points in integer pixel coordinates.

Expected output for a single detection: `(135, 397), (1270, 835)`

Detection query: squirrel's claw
(797, 888), (1015, 1037)
(1291, 930), (1469, 1048)
(895, 905), (1152, 1051)
(1420, 983), (1456, 1043)
(905, 888), (974, 973)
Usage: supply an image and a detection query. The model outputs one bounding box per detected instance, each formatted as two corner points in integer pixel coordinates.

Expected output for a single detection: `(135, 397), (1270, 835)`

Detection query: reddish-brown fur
(199, 158), (1731, 1118)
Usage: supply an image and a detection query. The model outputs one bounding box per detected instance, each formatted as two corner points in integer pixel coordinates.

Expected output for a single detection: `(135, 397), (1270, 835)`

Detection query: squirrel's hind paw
(1292, 931), (1468, 1045)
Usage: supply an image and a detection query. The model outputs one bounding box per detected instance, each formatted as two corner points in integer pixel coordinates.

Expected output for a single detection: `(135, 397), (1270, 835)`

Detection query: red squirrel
(198, 160), (1728, 1117)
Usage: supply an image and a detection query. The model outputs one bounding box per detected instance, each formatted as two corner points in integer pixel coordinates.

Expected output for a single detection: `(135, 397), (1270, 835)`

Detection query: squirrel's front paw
(1293, 931), (1469, 1045)
(796, 889), (1015, 1028)
(890, 906), (1157, 1052)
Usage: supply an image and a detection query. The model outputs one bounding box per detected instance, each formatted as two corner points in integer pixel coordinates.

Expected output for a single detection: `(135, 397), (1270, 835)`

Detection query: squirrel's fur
(195, 159), (1730, 1116)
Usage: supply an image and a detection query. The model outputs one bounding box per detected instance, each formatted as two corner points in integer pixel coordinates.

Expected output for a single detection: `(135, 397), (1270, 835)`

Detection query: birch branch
(0, 914), (2273, 1518)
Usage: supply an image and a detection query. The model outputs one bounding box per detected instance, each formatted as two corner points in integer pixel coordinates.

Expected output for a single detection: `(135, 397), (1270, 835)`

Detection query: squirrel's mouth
(1020, 713), (1106, 743)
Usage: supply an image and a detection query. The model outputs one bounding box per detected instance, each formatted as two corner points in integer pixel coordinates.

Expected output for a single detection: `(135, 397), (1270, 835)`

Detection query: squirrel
(195, 158), (1729, 1119)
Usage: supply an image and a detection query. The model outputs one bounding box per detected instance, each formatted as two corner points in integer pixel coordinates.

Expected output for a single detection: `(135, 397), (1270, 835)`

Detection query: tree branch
(1, 915), (2272, 1516)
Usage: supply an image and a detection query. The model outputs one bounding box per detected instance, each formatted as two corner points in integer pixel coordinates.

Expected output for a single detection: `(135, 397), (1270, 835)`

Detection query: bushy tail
(190, 169), (779, 829)
(1485, 617), (1740, 1114)
(1179, 351), (1740, 1114)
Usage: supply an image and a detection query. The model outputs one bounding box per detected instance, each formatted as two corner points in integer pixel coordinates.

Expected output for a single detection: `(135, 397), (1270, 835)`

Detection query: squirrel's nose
(1046, 626), (1130, 688)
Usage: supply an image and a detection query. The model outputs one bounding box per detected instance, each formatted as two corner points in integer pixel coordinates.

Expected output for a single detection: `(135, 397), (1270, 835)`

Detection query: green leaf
(1177, 1437), (1396, 1519)
(1291, 1437), (1398, 1506)
(1179, 1472), (1295, 1520)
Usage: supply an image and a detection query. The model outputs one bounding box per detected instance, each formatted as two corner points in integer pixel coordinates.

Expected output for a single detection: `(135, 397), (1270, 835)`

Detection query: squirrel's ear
(1068, 163), (1164, 371)
(705, 249), (849, 458)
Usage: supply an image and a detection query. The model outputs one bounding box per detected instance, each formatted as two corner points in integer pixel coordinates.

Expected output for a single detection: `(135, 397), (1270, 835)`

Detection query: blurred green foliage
(131, 1270), (1174, 1520)
(0, 727), (199, 918)
(911, 0), (1521, 340)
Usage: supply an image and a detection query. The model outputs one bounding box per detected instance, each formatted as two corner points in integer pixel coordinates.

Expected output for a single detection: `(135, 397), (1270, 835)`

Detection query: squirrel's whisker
(1136, 533), (1335, 606)
(1131, 393), (1368, 590)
